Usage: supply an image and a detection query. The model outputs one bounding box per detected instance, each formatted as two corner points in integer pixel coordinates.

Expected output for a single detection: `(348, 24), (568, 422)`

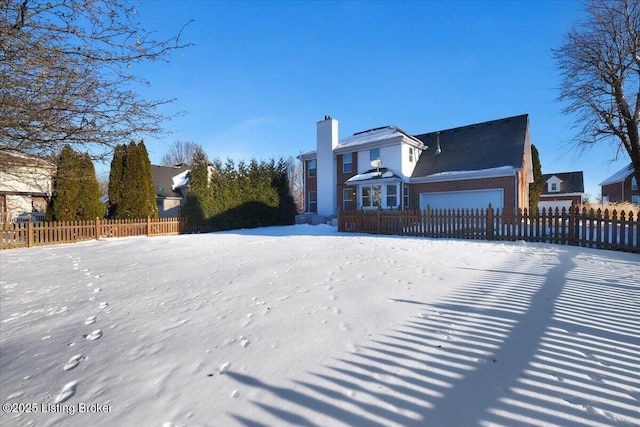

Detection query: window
(408, 147), (414, 163)
(343, 153), (353, 174)
(403, 184), (410, 208)
(361, 185), (381, 208)
(386, 184), (398, 207)
(308, 159), (316, 178)
(308, 191), (317, 213)
(343, 188), (355, 210)
(370, 148), (380, 162)
(632, 195), (639, 206)
(551, 183), (557, 191)
(632, 177), (638, 191)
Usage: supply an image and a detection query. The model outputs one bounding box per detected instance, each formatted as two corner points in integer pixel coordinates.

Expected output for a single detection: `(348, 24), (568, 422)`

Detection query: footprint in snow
(99, 302), (108, 308)
(84, 330), (102, 340)
(54, 381), (78, 404)
(63, 355), (83, 371)
(85, 316), (96, 325)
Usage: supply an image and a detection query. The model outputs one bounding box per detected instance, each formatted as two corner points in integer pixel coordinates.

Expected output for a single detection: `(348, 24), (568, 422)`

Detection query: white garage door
(419, 189), (504, 211)
(538, 200), (573, 212)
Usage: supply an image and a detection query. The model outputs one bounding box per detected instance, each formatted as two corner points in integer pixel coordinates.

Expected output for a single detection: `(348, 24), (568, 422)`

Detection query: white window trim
(359, 183), (400, 209)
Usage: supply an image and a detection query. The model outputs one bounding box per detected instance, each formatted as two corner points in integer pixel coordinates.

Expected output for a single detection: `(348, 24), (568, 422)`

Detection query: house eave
(297, 151), (317, 161)
(540, 192), (583, 198)
(411, 167), (520, 183)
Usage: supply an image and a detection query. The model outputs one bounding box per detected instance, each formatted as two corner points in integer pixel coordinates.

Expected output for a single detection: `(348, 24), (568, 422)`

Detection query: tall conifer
(108, 144), (126, 218)
(47, 145), (103, 221)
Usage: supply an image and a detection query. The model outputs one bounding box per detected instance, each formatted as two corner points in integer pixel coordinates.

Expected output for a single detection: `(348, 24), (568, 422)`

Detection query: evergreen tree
(183, 147), (212, 227)
(529, 144), (545, 212)
(77, 152), (104, 219)
(108, 140), (157, 219)
(47, 145), (103, 221)
(138, 141), (158, 218)
(107, 144), (126, 218)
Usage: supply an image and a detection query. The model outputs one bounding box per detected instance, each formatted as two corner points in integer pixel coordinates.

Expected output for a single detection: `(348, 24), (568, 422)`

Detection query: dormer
(546, 175), (562, 193)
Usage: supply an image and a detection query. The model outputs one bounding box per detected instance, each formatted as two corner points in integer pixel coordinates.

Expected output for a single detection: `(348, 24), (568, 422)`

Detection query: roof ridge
(415, 114), (528, 137)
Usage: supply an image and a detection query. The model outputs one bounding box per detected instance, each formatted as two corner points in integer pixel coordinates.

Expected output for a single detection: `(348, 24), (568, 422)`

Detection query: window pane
(372, 185), (382, 207)
(403, 184), (410, 208)
(343, 153), (353, 173)
(343, 188), (354, 210)
(308, 159), (317, 177)
(362, 186), (371, 207)
(386, 184), (397, 207)
(370, 148), (380, 162)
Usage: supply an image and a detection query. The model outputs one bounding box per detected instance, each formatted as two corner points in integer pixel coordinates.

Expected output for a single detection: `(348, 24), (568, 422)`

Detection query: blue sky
(121, 0), (631, 199)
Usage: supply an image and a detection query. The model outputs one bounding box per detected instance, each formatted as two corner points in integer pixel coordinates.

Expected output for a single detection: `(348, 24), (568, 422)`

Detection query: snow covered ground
(1, 224), (638, 427)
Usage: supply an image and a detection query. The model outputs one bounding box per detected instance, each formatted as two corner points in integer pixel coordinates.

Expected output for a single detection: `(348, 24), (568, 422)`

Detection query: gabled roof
(411, 114), (529, 179)
(297, 125), (427, 160)
(151, 164), (191, 198)
(542, 171), (584, 194)
(345, 167), (404, 184)
(337, 126), (426, 152)
(599, 163), (634, 186)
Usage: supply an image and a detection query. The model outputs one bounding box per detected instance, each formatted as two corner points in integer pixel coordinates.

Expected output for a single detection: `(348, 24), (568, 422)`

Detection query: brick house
(0, 152), (55, 222)
(538, 171), (584, 211)
(600, 164), (639, 206)
(150, 164), (190, 218)
(299, 114), (533, 218)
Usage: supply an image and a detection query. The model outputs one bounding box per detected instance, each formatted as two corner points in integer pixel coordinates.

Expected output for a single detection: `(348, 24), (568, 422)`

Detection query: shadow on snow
(226, 248), (640, 426)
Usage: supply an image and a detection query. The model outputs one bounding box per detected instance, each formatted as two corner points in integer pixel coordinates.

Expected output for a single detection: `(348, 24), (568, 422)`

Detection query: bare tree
(286, 155), (303, 213)
(553, 0), (640, 186)
(160, 140), (202, 166)
(0, 0), (192, 164)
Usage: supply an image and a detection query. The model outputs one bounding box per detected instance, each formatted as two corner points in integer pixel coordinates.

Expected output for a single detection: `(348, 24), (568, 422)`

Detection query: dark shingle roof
(151, 164), (190, 198)
(411, 114), (529, 178)
(542, 171), (584, 194)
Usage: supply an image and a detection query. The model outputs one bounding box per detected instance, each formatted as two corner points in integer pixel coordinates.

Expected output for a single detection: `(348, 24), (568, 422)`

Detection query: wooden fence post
(376, 208), (381, 234)
(486, 203), (494, 241)
(27, 220), (34, 247)
(147, 216), (152, 237)
(95, 218), (100, 240)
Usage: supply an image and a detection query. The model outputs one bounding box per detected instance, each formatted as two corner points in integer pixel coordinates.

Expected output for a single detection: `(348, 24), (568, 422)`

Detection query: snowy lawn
(1, 224), (638, 427)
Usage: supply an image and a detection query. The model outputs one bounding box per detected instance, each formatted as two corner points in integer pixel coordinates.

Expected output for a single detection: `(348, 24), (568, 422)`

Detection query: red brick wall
(304, 160), (317, 212)
(602, 176), (639, 203)
(337, 153), (357, 211)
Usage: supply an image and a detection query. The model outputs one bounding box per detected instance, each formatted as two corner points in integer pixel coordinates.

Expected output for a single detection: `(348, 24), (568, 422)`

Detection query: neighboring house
(151, 164), (191, 217)
(600, 163), (639, 206)
(0, 152), (55, 222)
(299, 114), (533, 217)
(538, 171), (584, 211)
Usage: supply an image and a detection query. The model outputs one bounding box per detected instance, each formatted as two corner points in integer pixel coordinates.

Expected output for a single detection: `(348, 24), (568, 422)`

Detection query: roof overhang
(345, 168), (406, 185)
(540, 192), (584, 198)
(410, 166), (520, 184)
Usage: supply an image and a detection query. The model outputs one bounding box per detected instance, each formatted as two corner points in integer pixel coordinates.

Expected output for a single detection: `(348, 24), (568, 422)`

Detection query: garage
(419, 189), (504, 211)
